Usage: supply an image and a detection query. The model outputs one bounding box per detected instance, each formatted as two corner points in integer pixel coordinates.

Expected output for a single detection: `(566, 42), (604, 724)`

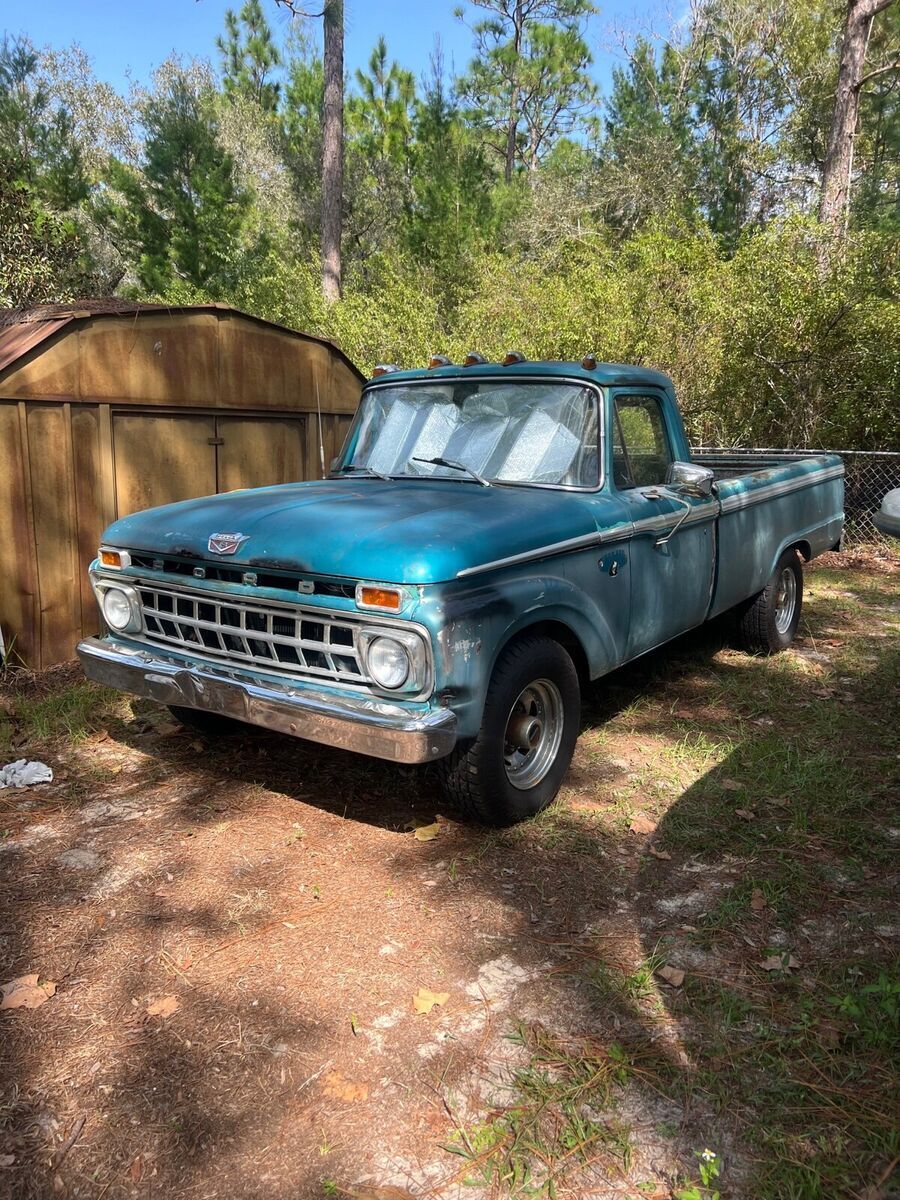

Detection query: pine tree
(217, 0), (281, 111)
(601, 36), (698, 232)
(103, 71), (251, 293)
(455, 0), (597, 181)
(405, 48), (495, 271)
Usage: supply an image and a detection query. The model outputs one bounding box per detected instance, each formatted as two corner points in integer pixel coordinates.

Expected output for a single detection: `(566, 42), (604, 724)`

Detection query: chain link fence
(691, 447), (900, 554)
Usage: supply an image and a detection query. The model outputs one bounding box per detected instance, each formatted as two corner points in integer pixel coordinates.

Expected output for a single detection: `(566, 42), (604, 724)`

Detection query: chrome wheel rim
(503, 679), (564, 790)
(774, 567), (797, 634)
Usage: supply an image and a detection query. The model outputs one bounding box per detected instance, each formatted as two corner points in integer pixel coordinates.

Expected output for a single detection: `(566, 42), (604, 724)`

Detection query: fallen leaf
(761, 953), (799, 973)
(322, 1070), (369, 1102)
(190, 740), (204, 752)
(413, 987), (449, 1015)
(735, 808), (755, 821)
(648, 844), (671, 860)
(750, 888), (767, 912)
(816, 1020), (841, 1048)
(154, 722), (182, 737)
(0, 1154), (16, 1167)
(657, 965), (685, 987)
(129, 1156), (143, 1183)
(350, 1013), (360, 1035)
(146, 995), (179, 1018)
(0, 974), (57, 1010)
(413, 822), (440, 842)
(629, 815), (657, 835)
(720, 778), (741, 791)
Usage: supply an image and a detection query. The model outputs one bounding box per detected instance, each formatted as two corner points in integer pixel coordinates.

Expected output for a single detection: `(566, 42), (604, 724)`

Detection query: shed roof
(0, 300), (365, 380)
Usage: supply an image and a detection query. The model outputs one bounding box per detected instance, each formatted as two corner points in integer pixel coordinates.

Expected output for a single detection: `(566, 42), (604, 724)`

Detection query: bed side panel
(710, 455), (844, 617)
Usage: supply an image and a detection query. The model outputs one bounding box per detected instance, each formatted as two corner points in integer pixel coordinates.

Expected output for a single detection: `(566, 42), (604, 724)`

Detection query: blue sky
(0, 0), (647, 99)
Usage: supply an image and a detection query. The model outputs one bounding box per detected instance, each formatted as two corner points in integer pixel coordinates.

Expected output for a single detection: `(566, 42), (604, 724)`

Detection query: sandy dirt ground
(1, 555), (897, 1200)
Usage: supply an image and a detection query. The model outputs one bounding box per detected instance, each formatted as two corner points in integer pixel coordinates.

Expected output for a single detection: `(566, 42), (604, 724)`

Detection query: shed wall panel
(0, 403), (38, 665)
(71, 406), (104, 639)
(0, 329), (79, 399)
(27, 404), (80, 667)
(78, 314), (220, 406)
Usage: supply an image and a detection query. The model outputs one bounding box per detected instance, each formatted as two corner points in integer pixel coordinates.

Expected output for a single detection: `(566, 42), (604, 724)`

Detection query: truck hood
(103, 479), (618, 585)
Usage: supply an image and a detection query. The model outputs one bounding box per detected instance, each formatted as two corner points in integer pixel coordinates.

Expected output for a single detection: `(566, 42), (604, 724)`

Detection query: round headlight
(102, 586), (135, 631)
(366, 636), (410, 689)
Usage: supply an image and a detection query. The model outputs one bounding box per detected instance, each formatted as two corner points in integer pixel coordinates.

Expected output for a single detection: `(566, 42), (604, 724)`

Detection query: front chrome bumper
(77, 637), (457, 764)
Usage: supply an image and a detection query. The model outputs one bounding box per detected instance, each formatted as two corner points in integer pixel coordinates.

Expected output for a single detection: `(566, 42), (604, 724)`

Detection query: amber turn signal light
(357, 585), (402, 612)
(99, 549), (122, 568)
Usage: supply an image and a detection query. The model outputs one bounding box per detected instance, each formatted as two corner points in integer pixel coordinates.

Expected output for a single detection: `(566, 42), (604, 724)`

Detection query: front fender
(414, 568), (625, 739)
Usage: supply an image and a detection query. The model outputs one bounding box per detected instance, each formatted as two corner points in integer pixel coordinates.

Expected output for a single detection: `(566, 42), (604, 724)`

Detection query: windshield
(339, 380), (600, 488)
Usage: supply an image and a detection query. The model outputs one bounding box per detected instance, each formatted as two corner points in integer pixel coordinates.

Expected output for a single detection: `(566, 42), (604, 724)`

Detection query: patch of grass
(586, 949), (668, 1011)
(0, 680), (121, 753)
(448, 1023), (632, 1196)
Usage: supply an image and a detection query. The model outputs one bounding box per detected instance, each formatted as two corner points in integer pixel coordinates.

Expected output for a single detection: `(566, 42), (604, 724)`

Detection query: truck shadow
(104, 615), (736, 834)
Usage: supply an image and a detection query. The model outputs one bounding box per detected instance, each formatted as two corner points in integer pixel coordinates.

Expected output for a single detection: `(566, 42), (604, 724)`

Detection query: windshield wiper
(412, 456), (491, 487)
(337, 464), (392, 481)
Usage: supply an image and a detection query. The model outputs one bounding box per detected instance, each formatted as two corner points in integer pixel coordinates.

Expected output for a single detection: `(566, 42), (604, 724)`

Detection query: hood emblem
(208, 532), (249, 555)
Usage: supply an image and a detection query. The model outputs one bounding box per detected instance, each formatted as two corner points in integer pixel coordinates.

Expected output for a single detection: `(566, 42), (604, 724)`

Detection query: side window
(612, 394), (673, 488)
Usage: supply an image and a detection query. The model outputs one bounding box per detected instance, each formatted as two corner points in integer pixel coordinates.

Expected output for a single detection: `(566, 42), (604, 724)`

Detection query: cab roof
(363, 359), (674, 391)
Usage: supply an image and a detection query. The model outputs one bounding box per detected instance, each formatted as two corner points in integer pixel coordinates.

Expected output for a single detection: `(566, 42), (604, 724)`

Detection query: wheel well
(792, 540), (812, 562)
(499, 621), (591, 690)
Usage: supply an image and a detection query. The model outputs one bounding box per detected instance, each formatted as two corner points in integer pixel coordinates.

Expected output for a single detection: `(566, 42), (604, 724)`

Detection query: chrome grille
(136, 582), (370, 686)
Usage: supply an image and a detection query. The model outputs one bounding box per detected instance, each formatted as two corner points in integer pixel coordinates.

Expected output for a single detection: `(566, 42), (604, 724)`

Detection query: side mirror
(666, 461), (715, 498)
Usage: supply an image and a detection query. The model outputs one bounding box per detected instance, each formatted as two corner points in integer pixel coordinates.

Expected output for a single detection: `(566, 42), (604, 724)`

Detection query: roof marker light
(581, 353), (598, 370)
(463, 351), (486, 367)
(371, 363), (400, 378)
(502, 351), (526, 366)
(428, 354), (452, 368)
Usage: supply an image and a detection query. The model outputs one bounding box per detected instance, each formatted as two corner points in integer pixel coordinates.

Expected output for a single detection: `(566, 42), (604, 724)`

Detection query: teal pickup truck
(78, 356), (844, 824)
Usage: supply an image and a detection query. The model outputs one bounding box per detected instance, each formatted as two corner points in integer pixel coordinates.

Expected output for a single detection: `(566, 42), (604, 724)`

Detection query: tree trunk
(504, 0), (524, 184)
(321, 0), (343, 302)
(819, 0), (895, 231)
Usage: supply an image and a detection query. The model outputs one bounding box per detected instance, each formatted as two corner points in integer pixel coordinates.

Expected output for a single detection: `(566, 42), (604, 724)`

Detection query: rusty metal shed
(0, 300), (364, 668)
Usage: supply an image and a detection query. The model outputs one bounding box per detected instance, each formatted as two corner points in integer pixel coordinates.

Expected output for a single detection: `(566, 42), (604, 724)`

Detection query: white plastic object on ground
(0, 760), (54, 789)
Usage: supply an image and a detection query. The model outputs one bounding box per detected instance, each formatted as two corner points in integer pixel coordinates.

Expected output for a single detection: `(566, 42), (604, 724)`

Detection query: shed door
(114, 414), (217, 518)
(113, 413), (308, 519)
(216, 416), (306, 492)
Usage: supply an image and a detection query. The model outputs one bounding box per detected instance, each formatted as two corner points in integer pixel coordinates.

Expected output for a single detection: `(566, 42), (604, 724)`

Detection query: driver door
(610, 390), (716, 659)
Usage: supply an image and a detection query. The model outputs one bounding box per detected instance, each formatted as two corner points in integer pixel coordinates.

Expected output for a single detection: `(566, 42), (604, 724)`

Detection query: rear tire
(436, 635), (581, 826)
(167, 705), (247, 736)
(736, 548), (803, 653)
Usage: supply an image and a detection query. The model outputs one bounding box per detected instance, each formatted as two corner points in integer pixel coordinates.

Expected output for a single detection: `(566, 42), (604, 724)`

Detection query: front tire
(437, 635), (581, 826)
(736, 548), (803, 653)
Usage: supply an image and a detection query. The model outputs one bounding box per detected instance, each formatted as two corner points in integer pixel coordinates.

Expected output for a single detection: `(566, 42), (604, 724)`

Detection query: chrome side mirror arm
(654, 491), (693, 547)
